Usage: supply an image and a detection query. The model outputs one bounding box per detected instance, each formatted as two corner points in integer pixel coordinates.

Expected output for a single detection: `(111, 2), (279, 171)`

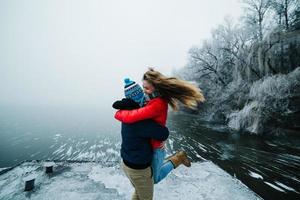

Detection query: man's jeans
(122, 161), (154, 200)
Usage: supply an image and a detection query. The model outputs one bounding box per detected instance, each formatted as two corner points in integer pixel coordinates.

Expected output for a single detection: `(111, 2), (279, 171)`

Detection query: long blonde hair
(143, 68), (205, 111)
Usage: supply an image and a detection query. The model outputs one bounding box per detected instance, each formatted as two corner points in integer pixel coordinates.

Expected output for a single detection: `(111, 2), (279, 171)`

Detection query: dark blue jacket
(113, 98), (169, 168)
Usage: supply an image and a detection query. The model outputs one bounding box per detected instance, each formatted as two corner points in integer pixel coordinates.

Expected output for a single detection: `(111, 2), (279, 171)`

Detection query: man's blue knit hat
(124, 78), (145, 107)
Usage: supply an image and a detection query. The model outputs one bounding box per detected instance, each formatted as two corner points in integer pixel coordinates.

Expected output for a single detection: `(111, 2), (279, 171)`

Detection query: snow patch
(88, 161), (261, 200)
(0, 161), (262, 200)
(274, 181), (298, 193)
(249, 171), (263, 180)
(265, 181), (286, 193)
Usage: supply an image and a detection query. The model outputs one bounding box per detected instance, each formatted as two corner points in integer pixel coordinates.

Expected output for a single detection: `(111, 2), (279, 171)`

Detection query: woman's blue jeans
(152, 148), (174, 184)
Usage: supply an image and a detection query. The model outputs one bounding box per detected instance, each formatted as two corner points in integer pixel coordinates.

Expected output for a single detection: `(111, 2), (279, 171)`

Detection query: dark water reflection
(167, 113), (300, 200)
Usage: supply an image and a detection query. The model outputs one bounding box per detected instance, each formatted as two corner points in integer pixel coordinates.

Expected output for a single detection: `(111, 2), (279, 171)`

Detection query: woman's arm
(114, 98), (165, 123)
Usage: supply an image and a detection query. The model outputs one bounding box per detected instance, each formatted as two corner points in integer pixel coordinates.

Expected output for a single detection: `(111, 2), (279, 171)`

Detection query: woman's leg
(152, 148), (174, 184)
(122, 161), (154, 200)
(152, 149), (164, 183)
(155, 160), (174, 183)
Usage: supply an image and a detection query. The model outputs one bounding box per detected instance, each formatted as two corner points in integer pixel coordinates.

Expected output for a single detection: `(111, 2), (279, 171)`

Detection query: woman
(115, 68), (205, 184)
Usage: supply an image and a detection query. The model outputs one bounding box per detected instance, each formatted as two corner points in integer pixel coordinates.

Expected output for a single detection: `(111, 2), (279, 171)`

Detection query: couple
(113, 68), (205, 200)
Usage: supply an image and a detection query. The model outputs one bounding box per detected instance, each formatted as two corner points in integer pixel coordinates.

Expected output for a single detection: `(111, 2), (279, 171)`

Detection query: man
(112, 78), (169, 200)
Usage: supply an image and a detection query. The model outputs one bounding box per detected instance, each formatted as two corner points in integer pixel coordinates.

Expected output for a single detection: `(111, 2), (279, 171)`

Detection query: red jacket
(114, 97), (168, 149)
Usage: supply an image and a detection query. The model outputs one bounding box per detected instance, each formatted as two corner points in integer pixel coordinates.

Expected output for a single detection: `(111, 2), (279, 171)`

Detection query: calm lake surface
(0, 105), (299, 200)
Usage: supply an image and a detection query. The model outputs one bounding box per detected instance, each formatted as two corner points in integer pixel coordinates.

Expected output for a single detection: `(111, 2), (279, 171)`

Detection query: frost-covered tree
(187, 17), (244, 87)
(176, 1), (300, 133)
(289, 1), (300, 30)
(242, 0), (272, 41)
(241, 0), (287, 77)
(188, 43), (227, 87)
(270, 0), (298, 30)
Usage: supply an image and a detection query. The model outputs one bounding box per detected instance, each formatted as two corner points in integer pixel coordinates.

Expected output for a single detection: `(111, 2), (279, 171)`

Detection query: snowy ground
(0, 161), (262, 200)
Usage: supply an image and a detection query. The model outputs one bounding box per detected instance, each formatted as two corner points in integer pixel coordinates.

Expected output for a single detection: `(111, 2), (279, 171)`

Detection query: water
(168, 114), (300, 200)
(0, 106), (299, 199)
(0, 105), (121, 167)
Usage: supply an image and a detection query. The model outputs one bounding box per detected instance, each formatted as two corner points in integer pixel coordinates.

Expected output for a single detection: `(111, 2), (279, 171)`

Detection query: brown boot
(168, 151), (191, 168)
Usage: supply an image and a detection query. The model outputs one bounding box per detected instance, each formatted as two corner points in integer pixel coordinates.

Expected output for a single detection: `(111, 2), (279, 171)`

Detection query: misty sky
(0, 0), (242, 108)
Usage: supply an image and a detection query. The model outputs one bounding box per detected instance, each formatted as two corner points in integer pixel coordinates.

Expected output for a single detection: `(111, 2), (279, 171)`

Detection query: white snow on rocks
(0, 161), (262, 200)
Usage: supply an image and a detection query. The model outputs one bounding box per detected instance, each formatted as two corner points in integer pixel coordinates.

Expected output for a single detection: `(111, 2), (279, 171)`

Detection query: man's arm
(133, 120), (169, 141)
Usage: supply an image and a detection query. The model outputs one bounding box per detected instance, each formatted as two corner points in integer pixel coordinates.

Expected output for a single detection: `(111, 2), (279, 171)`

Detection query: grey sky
(0, 0), (242, 107)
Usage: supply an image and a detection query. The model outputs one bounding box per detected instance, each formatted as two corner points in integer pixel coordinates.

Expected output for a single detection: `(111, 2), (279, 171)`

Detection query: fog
(0, 0), (241, 108)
